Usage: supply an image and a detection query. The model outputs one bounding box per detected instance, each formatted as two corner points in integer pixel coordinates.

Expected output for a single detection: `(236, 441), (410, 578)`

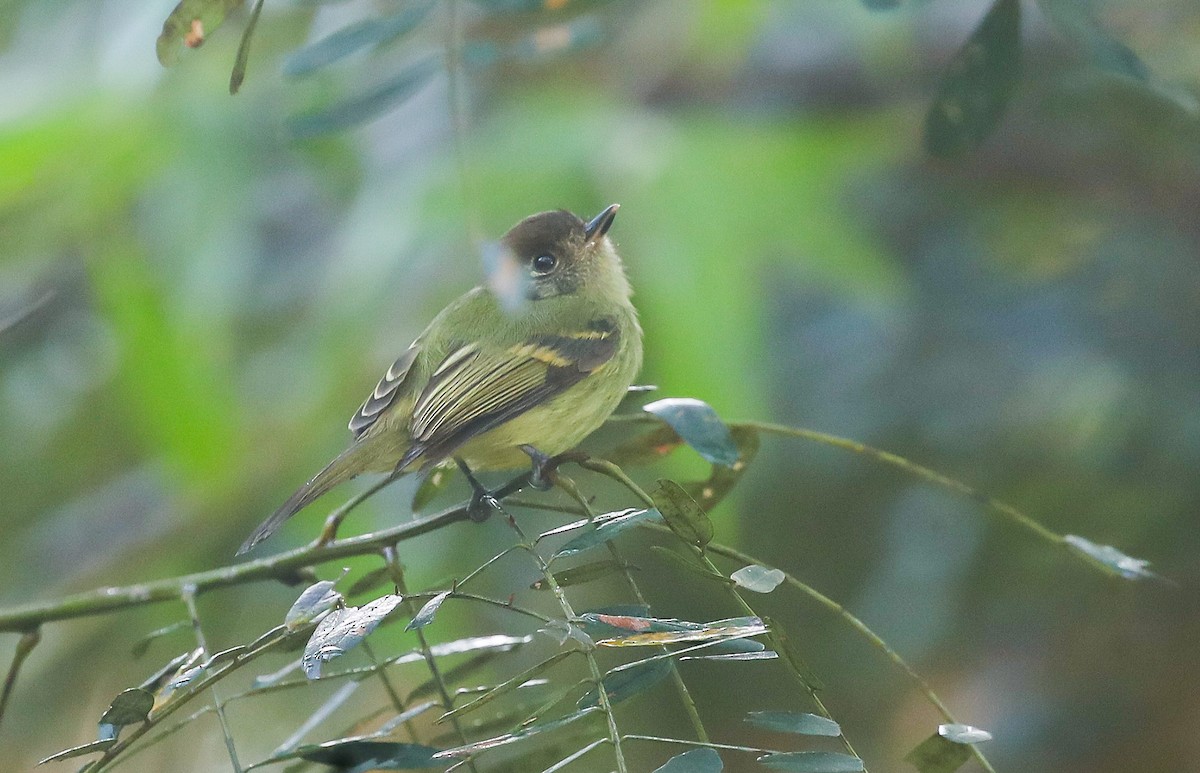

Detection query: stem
(183, 586), (242, 772)
(623, 734), (776, 756)
(0, 472), (532, 633)
(697, 537), (998, 773)
(554, 472), (710, 745)
(91, 626), (295, 772)
(383, 549), (479, 773)
(741, 420), (1064, 545)
(362, 639), (417, 742)
(0, 628), (39, 732)
(499, 502), (628, 773)
(579, 457), (865, 767)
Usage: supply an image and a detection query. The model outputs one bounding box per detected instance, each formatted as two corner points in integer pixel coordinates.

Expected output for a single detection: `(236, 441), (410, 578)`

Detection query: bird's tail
(237, 444), (369, 555)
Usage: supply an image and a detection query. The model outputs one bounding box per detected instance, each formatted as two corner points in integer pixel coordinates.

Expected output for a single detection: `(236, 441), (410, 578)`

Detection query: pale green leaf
(1063, 534), (1156, 580)
(757, 751), (864, 772)
(731, 564), (786, 593)
(746, 711), (841, 737)
(406, 591), (450, 631)
(653, 747), (724, 772)
(644, 398), (739, 466)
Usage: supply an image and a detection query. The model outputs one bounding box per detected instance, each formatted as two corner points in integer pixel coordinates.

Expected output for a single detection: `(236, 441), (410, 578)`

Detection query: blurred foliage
(2, 0), (1200, 771)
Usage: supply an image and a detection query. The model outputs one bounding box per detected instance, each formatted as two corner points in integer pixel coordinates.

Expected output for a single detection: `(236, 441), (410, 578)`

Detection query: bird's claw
(518, 445), (558, 490)
(468, 492), (500, 522)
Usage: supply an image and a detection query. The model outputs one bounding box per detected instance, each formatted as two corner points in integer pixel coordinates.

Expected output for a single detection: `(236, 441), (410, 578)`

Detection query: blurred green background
(1, 0), (1198, 771)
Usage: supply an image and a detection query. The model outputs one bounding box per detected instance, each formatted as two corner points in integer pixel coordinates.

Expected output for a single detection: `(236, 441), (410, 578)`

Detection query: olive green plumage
(238, 205), (641, 554)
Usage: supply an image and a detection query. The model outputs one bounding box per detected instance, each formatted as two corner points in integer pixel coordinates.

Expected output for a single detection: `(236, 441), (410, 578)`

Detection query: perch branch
(0, 472), (532, 633)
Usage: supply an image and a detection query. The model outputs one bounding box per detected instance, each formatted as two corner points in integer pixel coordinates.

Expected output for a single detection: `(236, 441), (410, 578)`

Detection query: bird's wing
(349, 345), (419, 438)
(404, 319), (620, 465)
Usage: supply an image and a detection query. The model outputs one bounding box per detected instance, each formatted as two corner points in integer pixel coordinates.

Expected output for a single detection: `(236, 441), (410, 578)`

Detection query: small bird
(238, 205), (642, 554)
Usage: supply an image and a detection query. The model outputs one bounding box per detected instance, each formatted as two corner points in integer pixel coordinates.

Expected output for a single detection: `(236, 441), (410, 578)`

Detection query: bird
(238, 204), (642, 554)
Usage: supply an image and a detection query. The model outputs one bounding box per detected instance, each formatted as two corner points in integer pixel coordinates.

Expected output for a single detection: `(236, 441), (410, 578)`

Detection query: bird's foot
(518, 446), (587, 490)
(455, 458), (502, 522)
(518, 445), (556, 490)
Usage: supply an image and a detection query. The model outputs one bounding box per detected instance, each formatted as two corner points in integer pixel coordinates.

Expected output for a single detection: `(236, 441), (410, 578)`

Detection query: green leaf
(297, 740), (445, 771)
(37, 739), (115, 765)
(578, 657), (673, 708)
(303, 594), (404, 678)
(644, 398), (739, 466)
(589, 615), (766, 648)
(757, 751), (864, 772)
(1037, 0), (1147, 80)
(99, 688), (154, 731)
(284, 0), (437, 78)
(406, 590), (451, 631)
(680, 650), (778, 662)
(552, 508), (662, 560)
(439, 650), (576, 723)
(1063, 535), (1156, 580)
(532, 560), (626, 590)
(156, 0), (245, 66)
(650, 546), (733, 584)
(140, 648), (203, 694)
(924, 0), (1021, 157)
(228, 0), (266, 94)
(862, 0), (902, 8)
(746, 711), (841, 737)
(730, 564), (785, 593)
(285, 579), (344, 631)
(651, 479), (714, 550)
(575, 610), (765, 655)
(288, 55), (441, 138)
(653, 747), (724, 772)
(149, 645), (245, 711)
(412, 463), (456, 511)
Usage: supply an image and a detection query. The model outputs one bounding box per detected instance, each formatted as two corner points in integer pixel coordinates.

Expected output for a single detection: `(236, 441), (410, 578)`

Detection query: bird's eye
(532, 254), (557, 274)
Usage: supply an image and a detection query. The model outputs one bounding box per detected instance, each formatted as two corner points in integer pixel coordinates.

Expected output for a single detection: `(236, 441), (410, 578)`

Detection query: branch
(0, 472), (532, 633)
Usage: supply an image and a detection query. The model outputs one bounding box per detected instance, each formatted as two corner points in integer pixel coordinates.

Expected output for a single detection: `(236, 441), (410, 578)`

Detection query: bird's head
(497, 204), (626, 304)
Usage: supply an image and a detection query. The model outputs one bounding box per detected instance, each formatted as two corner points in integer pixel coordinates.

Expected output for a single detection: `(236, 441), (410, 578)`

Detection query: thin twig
(362, 639), (417, 742)
(695, 537), (998, 773)
(553, 472), (711, 745)
(183, 586), (243, 772)
(496, 500), (629, 773)
(579, 458), (866, 768)
(91, 626), (296, 772)
(623, 733), (776, 756)
(0, 472), (532, 633)
(0, 628), (40, 732)
(740, 421), (1064, 544)
(382, 549), (480, 773)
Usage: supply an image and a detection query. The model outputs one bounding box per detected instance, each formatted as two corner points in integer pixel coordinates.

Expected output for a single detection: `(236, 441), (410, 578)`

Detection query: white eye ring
(532, 254), (557, 273)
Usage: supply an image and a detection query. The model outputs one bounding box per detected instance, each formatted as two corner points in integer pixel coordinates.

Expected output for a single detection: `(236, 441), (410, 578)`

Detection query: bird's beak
(584, 203), (620, 243)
